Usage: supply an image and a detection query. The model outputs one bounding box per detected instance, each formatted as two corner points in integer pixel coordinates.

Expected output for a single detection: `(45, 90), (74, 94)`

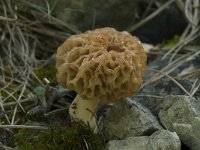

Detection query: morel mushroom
(56, 27), (147, 128)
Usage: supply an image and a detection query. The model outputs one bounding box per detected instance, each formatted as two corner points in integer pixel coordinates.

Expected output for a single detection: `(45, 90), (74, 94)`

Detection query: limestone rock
(147, 130), (181, 150)
(158, 95), (200, 150)
(101, 98), (162, 140)
(106, 136), (149, 150)
(106, 130), (181, 150)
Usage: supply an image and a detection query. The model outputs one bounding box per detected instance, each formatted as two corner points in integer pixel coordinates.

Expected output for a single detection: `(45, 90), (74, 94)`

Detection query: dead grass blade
(148, 68), (191, 96)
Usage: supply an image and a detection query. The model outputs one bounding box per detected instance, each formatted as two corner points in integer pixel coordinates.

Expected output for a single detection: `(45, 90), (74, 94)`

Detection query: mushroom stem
(69, 95), (100, 129)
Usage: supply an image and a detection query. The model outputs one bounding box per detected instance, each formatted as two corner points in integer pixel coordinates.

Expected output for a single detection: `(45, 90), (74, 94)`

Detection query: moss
(0, 89), (22, 100)
(12, 123), (104, 150)
(34, 66), (57, 85)
(162, 35), (180, 49)
(10, 129), (40, 150)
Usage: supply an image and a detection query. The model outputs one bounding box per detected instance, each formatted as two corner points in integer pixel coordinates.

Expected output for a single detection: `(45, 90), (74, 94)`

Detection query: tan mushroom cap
(56, 27), (147, 104)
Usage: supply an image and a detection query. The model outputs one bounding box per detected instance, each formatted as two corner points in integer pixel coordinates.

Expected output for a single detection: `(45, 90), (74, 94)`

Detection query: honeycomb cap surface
(56, 27), (147, 103)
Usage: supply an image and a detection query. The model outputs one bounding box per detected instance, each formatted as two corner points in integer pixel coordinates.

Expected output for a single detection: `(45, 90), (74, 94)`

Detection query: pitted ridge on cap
(56, 27), (147, 103)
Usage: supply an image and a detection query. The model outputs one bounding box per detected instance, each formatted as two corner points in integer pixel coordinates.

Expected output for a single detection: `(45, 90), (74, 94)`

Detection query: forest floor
(0, 0), (199, 149)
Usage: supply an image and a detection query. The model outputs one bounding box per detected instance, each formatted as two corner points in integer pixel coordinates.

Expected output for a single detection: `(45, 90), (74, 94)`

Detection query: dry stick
(193, 0), (200, 21)
(185, 0), (200, 25)
(1, 1), (34, 123)
(11, 80), (27, 125)
(163, 24), (199, 60)
(135, 95), (163, 99)
(0, 58), (5, 83)
(0, 1), (16, 22)
(141, 53), (192, 88)
(190, 78), (200, 96)
(180, 24), (192, 41)
(83, 138), (89, 150)
(141, 0), (156, 19)
(22, 24), (68, 40)
(2, 87), (25, 112)
(3, 97), (33, 107)
(22, 0), (80, 34)
(2, 88), (20, 102)
(17, 30), (35, 80)
(169, 29), (200, 62)
(163, 0), (200, 60)
(5, 0), (15, 17)
(142, 50), (200, 89)
(0, 144), (16, 150)
(17, 27), (29, 53)
(149, 68), (191, 96)
(44, 108), (68, 116)
(31, 71), (45, 86)
(0, 124), (48, 130)
(0, 16), (16, 21)
(179, 69), (200, 79)
(13, 118), (20, 125)
(0, 98), (11, 124)
(46, 15), (81, 34)
(11, 105), (18, 125)
(16, 80), (27, 113)
(185, 0), (194, 24)
(185, 0), (200, 34)
(7, 26), (17, 72)
(0, 63), (15, 91)
(8, 81), (27, 125)
(194, 0), (200, 23)
(44, 0), (51, 19)
(127, 0), (176, 32)
(176, 0), (185, 15)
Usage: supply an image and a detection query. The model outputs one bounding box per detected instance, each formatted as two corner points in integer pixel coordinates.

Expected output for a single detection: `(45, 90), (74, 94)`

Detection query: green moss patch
(162, 35), (180, 49)
(12, 123), (104, 150)
(34, 66), (57, 85)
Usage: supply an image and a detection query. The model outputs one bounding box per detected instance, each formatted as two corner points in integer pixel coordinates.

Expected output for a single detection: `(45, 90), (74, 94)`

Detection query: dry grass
(0, 0), (200, 148)
(140, 0), (200, 96)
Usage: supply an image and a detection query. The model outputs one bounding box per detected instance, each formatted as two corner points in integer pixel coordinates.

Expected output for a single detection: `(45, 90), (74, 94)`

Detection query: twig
(148, 68), (191, 96)
(0, 124), (48, 130)
(162, 0), (200, 60)
(141, 0), (156, 19)
(142, 50), (200, 88)
(135, 95), (163, 99)
(190, 78), (200, 96)
(0, 144), (16, 150)
(0, 97), (11, 124)
(175, 0), (185, 16)
(0, 16), (16, 21)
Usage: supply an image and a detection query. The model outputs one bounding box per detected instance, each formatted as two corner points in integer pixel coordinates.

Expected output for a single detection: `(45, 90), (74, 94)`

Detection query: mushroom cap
(56, 27), (147, 104)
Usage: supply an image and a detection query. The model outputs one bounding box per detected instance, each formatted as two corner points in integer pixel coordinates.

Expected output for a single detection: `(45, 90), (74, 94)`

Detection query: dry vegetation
(0, 0), (199, 149)
(0, 0), (70, 122)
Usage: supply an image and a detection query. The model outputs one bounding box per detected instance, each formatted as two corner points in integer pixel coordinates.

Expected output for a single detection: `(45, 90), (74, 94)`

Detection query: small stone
(101, 98), (162, 140)
(106, 136), (149, 150)
(106, 130), (181, 150)
(158, 95), (200, 150)
(148, 130), (181, 150)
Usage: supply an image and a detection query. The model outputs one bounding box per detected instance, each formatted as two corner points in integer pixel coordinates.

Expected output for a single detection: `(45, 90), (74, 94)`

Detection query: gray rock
(101, 98), (162, 140)
(106, 130), (181, 150)
(158, 95), (200, 150)
(106, 136), (149, 150)
(147, 130), (181, 150)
